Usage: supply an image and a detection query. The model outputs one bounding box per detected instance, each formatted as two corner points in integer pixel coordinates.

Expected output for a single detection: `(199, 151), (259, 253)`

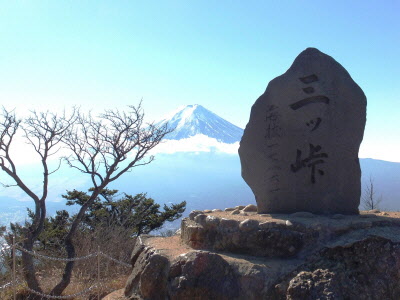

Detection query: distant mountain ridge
(157, 104), (243, 144)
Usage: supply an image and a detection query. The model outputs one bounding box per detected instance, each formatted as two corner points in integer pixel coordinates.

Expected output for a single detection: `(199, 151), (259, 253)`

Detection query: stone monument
(123, 49), (400, 300)
(239, 48), (367, 214)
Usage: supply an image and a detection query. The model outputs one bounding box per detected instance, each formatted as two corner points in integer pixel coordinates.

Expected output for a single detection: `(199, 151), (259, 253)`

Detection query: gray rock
(243, 204), (258, 212)
(286, 220), (293, 227)
(359, 213), (377, 218)
(290, 211), (315, 218)
(180, 219), (206, 249)
(126, 234), (400, 299)
(205, 215), (220, 229)
(212, 208), (223, 212)
(231, 209), (240, 215)
(125, 243), (169, 300)
(239, 219), (259, 232)
(286, 269), (342, 300)
(189, 210), (203, 220)
(219, 218), (239, 231)
(203, 209), (212, 213)
(169, 251), (239, 299)
(259, 220), (286, 229)
(194, 214), (207, 226)
(351, 221), (372, 229)
(331, 214), (345, 219)
(239, 47), (366, 214)
(225, 207), (236, 211)
(235, 205), (246, 210)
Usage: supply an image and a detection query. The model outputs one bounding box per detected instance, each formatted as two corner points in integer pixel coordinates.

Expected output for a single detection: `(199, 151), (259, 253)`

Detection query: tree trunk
(21, 199), (46, 298)
(22, 237), (43, 300)
(49, 237), (75, 296)
(50, 188), (103, 296)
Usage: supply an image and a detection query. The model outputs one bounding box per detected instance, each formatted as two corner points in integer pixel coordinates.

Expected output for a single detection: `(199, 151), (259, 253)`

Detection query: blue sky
(0, 1), (399, 162)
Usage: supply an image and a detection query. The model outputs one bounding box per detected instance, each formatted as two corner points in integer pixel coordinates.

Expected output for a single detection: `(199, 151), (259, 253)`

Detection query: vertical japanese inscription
(290, 74), (330, 132)
(289, 74), (330, 184)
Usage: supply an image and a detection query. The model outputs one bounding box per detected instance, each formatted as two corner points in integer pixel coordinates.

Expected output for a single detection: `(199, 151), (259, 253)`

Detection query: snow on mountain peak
(157, 104), (244, 144)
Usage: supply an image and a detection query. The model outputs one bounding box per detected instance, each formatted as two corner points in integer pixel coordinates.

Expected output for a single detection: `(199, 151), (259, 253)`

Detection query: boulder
(181, 216), (304, 258)
(242, 204), (258, 212)
(284, 236), (400, 300)
(290, 211), (315, 218)
(239, 47), (367, 214)
(125, 238), (170, 300)
(125, 223), (400, 299)
(168, 251), (239, 300)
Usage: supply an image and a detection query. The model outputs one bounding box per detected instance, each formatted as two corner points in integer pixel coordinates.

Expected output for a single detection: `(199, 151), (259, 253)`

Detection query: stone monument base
(124, 207), (400, 300)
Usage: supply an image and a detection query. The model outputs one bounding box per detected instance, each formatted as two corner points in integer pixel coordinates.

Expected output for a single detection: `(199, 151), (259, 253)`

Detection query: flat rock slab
(181, 209), (400, 258)
(125, 212), (400, 300)
(239, 47), (367, 214)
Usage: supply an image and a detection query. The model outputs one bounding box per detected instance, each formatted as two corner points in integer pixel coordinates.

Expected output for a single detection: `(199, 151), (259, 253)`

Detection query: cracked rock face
(239, 47), (367, 214)
(125, 233), (400, 300)
(284, 236), (400, 300)
(168, 251), (239, 300)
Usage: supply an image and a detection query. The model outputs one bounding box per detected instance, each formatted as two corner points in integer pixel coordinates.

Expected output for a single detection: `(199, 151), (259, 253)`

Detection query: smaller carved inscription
(265, 105), (282, 139)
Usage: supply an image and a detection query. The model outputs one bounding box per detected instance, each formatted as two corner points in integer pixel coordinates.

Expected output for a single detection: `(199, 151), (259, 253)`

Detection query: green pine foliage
(6, 189), (186, 254)
(63, 188), (186, 236)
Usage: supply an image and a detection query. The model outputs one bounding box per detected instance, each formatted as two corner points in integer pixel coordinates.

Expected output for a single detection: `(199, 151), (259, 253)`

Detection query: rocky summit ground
(109, 209), (400, 300)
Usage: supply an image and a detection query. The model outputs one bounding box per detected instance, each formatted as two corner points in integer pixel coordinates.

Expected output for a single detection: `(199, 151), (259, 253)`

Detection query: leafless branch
(0, 106), (78, 293)
(52, 103), (173, 296)
(362, 176), (383, 210)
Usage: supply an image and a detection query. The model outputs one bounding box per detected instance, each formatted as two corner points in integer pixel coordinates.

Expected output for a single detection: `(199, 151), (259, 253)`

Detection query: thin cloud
(150, 134), (239, 155)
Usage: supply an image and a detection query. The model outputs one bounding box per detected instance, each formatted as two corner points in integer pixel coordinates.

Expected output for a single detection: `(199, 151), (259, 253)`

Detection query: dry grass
(0, 225), (135, 299)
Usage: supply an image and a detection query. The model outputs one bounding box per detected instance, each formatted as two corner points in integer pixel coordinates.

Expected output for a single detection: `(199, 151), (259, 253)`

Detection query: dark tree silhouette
(362, 177), (383, 211)
(51, 104), (171, 296)
(0, 108), (76, 295)
(0, 104), (172, 297)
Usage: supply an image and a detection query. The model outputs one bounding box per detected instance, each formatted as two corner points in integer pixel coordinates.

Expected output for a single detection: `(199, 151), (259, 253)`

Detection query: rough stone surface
(283, 236), (400, 300)
(224, 207), (235, 211)
(242, 204), (258, 212)
(239, 47), (367, 214)
(125, 237), (170, 300)
(168, 251), (239, 299)
(125, 215), (400, 300)
(290, 211), (315, 218)
(286, 269), (342, 300)
(181, 215), (304, 258)
(180, 210), (400, 258)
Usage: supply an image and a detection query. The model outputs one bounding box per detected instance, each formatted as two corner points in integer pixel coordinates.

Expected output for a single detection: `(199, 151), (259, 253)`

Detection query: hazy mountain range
(0, 105), (399, 230)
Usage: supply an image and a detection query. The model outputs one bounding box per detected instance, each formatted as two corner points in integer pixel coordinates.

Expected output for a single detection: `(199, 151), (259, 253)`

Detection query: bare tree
(0, 108), (76, 294)
(362, 176), (383, 211)
(50, 103), (171, 296)
(0, 104), (171, 297)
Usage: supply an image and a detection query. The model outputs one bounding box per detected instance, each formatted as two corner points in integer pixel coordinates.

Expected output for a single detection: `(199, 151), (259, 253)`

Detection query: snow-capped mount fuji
(158, 104), (244, 144)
